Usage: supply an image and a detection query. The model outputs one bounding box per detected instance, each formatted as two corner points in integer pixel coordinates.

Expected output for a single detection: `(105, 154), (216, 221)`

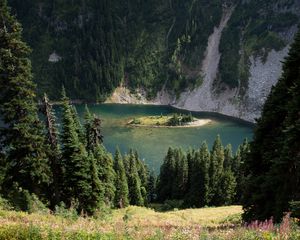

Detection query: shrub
(54, 202), (78, 220)
(0, 197), (12, 211)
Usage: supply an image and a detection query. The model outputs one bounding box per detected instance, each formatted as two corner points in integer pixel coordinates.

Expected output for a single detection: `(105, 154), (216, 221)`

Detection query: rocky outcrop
(241, 46), (290, 121)
(175, 7), (236, 114)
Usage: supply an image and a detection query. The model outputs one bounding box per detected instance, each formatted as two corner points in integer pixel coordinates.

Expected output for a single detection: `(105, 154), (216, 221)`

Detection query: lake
(59, 104), (254, 173)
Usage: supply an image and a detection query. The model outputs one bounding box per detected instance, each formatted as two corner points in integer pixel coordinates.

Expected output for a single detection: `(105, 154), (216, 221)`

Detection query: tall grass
(0, 206), (299, 239)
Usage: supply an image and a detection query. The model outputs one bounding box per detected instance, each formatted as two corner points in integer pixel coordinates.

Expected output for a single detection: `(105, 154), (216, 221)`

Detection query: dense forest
(1, 0), (300, 229)
(8, 0), (299, 101)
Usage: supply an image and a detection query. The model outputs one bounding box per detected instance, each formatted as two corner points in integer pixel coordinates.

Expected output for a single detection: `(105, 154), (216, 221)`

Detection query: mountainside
(10, 0), (300, 122)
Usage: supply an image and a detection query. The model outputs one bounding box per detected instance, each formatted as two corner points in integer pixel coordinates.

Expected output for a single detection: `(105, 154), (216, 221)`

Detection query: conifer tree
(233, 147), (242, 202)
(94, 147), (115, 205)
(84, 105), (103, 151)
(217, 170), (236, 205)
(60, 88), (99, 214)
(134, 151), (148, 205)
(147, 171), (157, 203)
(198, 142), (210, 206)
(86, 152), (104, 213)
(71, 106), (86, 145)
(185, 148), (195, 195)
(113, 149), (129, 208)
(41, 94), (63, 207)
(84, 106), (115, 205)
(0, 0), (51, 207)
(209, 135), (224, 205)
(185, 142), (210, 207)
(224, 144), (233, 170)
(135, 151), (148, 190)
(127, 150), (144, 206)
(157, 147), (176, 201)
(173, 148), (188, 199)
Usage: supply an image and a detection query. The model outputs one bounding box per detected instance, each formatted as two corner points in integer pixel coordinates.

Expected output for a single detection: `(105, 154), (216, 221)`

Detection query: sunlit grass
(0, 206), (241, 239)
(0, 206), (299, 239)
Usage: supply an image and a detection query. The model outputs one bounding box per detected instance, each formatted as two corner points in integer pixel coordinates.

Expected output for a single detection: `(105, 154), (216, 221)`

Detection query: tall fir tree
(184, 142), (210, 207)
(84, 106), (115, 205)
(84, 105), (103, 151)
(94, 147), (115, 205)
(134, 151), (148, 205)
(157, 147), (176, 201)
(41, 93), (63, 207)
(60, 88), (101, 214)
(113, 149), (129, 208)
(243, 31), (300, 222)
(71, 106), (86, 145)
(127, 150), (144, 206)
(0, 0), (51, 207)
(173, 148), (188, 199)
(224, 144), (233, 171)
(209, 135), (224, 205)
(217, 170), (237, 206)
(147, 171), (157, 203)
(86, 152), (104, 213)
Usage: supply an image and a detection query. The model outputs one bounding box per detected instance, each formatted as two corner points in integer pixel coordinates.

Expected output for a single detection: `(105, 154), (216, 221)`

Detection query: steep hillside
(10, 0), (300, 121)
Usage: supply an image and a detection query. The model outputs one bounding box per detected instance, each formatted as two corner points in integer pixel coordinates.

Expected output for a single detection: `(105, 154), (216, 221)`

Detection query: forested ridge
(8, 0), (299, 101)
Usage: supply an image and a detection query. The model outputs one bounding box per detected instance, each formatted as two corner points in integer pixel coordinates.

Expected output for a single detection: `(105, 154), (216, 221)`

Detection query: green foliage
(0, 0), (51, 207)
(184, 142), (210, 207)
(127, 150), (144, 206)
(114, 149), (129, 208)
(54, 202), (78, 220)
(84, 105), (115, 205)
(41, 94), (63, 208)
(243, 30), (300, 222)
(60, 89), (101, 215)
(167, 113), (194, 126)
(6, 183), (48, 213)
(0, 196), (12, 211)
(94, 147), (115, 206)
(157, 136), (246, 208)
(147, 171), (157, 203)
(209, 135), (225, 205)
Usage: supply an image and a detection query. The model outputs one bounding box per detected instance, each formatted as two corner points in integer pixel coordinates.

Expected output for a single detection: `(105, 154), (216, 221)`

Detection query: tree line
(157, 137), (250, 208)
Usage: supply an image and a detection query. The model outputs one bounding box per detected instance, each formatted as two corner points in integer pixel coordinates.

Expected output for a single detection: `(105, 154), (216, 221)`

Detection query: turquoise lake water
(58, 104), (254, 172)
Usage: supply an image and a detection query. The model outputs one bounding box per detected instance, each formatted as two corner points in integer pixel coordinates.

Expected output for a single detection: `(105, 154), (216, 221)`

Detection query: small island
(128, 113), (212, 127)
